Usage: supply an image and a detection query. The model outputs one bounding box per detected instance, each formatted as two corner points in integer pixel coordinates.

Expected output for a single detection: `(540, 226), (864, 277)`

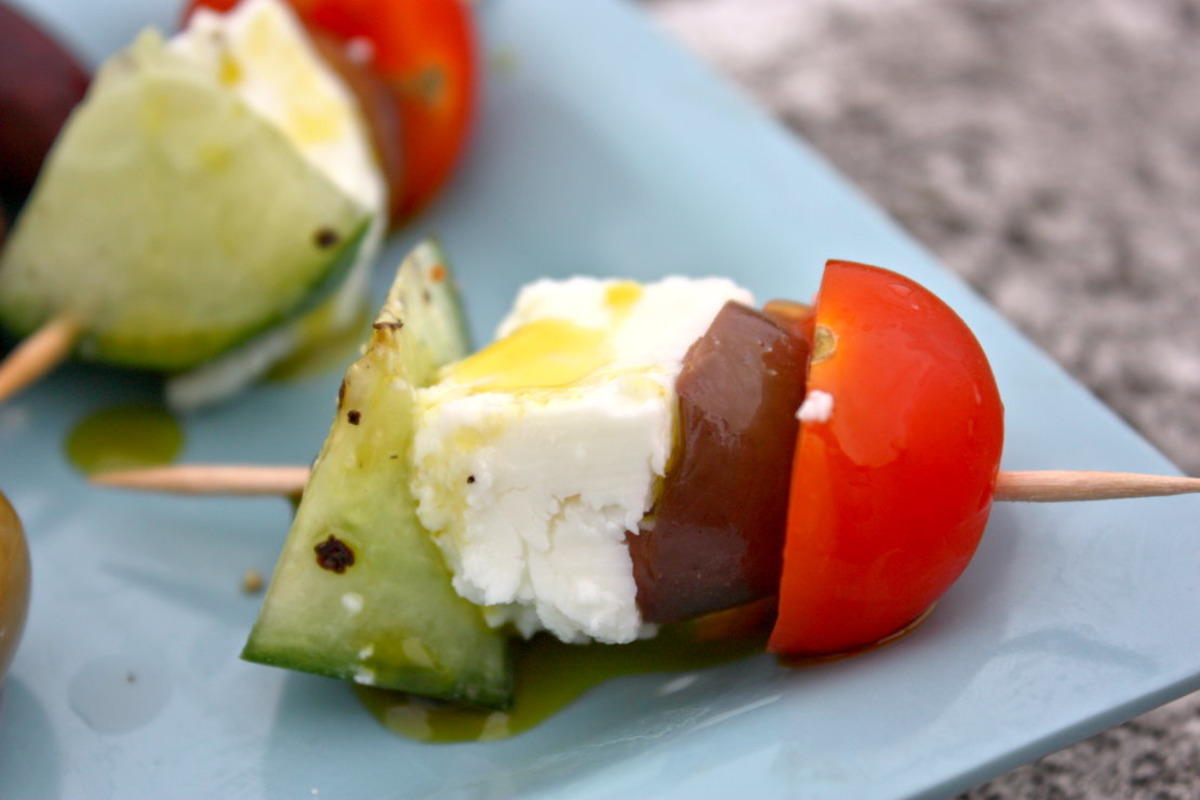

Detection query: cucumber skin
(243, 242), (512, 710)
(0, 29), (373, 371)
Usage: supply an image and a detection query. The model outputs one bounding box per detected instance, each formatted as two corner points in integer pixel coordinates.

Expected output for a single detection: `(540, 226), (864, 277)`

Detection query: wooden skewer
(0, 313), (83, 402)
(90, 464), (310, 497)
(91, 464), (1200, 504)
(993, 470), (1200, 502)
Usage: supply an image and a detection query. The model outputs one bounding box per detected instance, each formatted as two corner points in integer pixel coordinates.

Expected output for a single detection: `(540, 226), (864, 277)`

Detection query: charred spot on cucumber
(242, 242), (512, 710)
(0, 28), (372, 371)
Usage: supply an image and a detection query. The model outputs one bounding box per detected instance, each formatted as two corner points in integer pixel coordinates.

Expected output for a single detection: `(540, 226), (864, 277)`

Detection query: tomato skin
(184, 0), (476, 225)
(768, 261), (1004, 656)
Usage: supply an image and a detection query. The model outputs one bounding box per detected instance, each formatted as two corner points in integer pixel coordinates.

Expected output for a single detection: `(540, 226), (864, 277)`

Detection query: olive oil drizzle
(356, 616), (770, 743)
(65, 405), (185, 475)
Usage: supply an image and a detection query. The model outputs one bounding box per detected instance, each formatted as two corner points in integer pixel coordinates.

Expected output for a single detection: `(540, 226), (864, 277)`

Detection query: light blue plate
(3, 1), (1198, 798)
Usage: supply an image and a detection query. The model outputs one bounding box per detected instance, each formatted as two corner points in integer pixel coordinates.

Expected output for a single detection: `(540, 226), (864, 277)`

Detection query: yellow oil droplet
(604, 281), (643, 317)
(288, 106), (343, 146)
(218, 51), (242, 86)
(401, 638), (436, 669)
(65, 405), (185, 476)
(198, 143), (234, 172)
(446, 319), (611, 391)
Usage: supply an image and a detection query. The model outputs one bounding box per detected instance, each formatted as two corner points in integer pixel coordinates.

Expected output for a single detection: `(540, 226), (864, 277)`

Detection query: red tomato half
(185, 0), (477, 224)
(768, 261), (1005, 656)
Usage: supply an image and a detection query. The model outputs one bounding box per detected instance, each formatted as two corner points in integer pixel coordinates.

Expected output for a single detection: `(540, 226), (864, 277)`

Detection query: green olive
(0, 488), (30, 681)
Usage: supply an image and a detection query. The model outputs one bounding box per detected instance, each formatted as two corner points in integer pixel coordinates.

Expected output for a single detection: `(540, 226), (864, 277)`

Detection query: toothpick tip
(995, 470), (1200, 503)
(0, 314), (83, 402)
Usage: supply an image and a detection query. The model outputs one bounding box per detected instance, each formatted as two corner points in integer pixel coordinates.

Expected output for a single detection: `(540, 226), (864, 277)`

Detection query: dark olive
(0, 3), (90, 213)
(628, 301), (810, 623)
(0, 488), (31, 681)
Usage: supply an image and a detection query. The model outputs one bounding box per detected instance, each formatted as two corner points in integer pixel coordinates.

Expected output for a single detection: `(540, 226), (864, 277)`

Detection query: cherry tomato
(768, 261), (1004, 656)
(185, 0), (477, 225)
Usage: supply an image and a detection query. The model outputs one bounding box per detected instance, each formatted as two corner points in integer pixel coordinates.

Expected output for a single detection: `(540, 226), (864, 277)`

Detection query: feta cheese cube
(411, 276), (753, 643)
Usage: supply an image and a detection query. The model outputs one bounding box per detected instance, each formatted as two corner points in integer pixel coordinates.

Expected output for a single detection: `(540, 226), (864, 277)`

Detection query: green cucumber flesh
(242, 241), (512, 709)
(163, 228), (378, 412)
(0, 28), (372, 371)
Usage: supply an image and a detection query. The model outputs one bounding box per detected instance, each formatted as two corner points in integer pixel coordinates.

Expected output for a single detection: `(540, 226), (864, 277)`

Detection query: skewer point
(994, 470), (1200, 503)
(0, 313), (83, 402)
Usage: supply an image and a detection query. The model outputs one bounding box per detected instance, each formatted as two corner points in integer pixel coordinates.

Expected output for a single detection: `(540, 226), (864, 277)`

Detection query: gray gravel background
(637, 1), (1200, 798)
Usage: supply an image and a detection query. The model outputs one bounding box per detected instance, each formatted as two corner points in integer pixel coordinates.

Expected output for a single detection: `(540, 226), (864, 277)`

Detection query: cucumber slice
(385, 239), (472, 368)
(162, 241), (375, 413)
(243, 241), (512, 709)
(0, 28), (372, 371)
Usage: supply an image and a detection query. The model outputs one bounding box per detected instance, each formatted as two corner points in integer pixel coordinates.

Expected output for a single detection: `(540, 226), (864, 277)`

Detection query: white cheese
(796, 389), (835, 423)
(169, 0), (385, 220)
(163, 0), (384, 410)
(411, 276), (753, 644)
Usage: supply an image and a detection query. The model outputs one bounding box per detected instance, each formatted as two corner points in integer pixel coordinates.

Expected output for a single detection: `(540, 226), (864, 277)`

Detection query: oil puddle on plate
(64, 405), (184, 476)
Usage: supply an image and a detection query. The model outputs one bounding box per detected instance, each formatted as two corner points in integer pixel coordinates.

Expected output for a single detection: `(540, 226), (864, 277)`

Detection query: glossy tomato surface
(769, 261), (1005, 656)
(185, 0), (477, 224)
